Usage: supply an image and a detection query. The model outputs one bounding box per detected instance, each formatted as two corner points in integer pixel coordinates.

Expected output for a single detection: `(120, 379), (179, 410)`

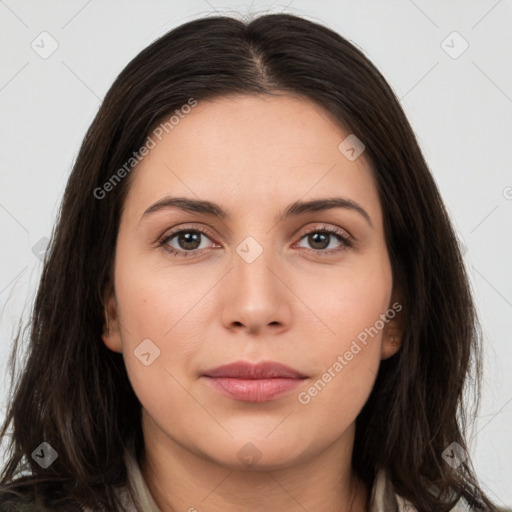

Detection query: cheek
(295, 253), (392, 412)
(112, 252), (209, 407)
(300, 253), (392, 352)
(113, 247), (210, 347)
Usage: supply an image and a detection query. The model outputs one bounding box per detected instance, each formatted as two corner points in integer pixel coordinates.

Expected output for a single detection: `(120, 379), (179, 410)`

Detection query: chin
(199, 433), (314, 472)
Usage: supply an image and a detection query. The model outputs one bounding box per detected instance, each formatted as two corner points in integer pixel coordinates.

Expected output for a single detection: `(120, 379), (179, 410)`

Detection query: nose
(220, 240), (292, 336)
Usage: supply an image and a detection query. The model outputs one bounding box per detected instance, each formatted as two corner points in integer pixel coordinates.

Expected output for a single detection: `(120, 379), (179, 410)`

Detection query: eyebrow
(141, 195), (373, 228)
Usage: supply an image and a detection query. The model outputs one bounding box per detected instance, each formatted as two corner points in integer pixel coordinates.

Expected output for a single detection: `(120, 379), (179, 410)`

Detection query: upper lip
(203, 361), (307, 379)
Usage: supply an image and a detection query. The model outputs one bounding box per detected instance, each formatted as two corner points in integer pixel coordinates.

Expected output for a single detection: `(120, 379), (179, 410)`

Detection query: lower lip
(203, 377), (305, 402)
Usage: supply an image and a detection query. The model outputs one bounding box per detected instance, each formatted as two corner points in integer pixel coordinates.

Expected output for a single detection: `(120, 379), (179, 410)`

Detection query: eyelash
(158, 224), (353, 258)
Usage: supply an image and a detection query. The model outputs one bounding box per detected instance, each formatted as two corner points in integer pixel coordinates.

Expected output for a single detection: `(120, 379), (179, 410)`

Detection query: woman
(0, 12), (501, 512)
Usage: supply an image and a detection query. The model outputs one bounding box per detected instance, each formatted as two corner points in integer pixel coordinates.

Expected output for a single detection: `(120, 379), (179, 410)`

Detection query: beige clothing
(115, 447), (470, 511)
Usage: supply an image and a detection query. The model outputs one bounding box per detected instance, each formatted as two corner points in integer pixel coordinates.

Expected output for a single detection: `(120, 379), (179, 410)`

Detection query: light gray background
(1, 0), (511, 507)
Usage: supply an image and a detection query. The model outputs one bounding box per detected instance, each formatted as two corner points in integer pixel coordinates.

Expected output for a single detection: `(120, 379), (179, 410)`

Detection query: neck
(139, 412), (369, 512)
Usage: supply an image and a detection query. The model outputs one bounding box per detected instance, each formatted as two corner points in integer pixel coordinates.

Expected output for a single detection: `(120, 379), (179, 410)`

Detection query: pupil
(179, 232), (200, 250)
(310, 233), (329, 249)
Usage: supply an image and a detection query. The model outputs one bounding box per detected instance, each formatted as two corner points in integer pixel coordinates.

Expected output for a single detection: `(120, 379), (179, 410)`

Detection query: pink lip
(202, 361), (308, 402)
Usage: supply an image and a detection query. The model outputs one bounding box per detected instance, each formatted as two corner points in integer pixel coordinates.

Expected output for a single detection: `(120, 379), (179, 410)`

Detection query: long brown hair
(0, 13), (499, 511)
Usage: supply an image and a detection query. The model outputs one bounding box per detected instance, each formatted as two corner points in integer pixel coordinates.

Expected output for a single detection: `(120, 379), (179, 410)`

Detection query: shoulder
(0, 492), (84, 512)
(371, 469), (473, 512)
(0, 495), (40, 512)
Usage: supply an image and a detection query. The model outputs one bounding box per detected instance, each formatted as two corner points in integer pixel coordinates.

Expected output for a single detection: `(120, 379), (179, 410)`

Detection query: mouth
(202, 361), (308, 402)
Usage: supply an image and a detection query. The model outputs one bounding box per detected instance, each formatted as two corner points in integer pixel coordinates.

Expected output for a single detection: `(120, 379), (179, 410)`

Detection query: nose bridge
(233, 231), (279, 296)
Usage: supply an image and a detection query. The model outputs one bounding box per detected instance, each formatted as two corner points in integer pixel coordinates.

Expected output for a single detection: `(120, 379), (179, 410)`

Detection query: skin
(102, 93), (403, 512)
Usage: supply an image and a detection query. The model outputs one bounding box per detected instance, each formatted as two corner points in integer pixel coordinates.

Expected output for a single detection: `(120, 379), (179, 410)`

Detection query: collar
(119, 447), (468, 511)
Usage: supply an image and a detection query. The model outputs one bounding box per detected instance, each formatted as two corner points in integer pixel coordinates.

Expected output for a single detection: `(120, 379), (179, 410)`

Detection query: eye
(158, 224), (352, 258)
(159, 226), (218, 257)
(295, 225), (352, 254)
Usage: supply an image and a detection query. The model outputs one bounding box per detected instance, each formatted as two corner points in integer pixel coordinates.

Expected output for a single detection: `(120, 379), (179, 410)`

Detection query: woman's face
(103, 93), (401, 470)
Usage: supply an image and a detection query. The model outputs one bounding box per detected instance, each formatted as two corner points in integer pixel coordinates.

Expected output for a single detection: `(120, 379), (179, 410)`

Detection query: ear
(101, 282), (123, 353)
(381, 294), (405, 360)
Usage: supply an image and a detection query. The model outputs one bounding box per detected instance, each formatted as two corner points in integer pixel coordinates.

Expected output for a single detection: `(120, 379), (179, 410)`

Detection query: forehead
(123, 94), (381, 224)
